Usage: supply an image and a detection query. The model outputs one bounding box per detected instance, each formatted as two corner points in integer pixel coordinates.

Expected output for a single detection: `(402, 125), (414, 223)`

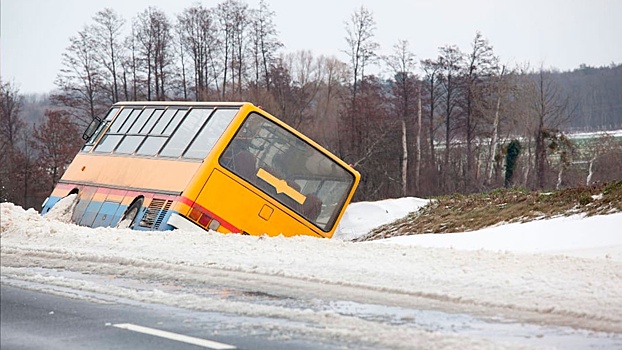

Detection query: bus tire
(116, 198), (143, 229)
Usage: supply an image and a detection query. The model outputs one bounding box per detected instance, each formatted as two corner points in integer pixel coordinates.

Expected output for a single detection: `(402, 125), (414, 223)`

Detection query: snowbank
(2, 200), (622, 336)
(382, 213), (622, 260)
(335, 197), (622, 261)
(0, 198), (622, 349)
(334, 197), (429, 240)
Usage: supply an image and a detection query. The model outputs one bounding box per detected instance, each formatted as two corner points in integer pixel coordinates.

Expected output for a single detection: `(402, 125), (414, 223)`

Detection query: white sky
(2, 0), (621, 94)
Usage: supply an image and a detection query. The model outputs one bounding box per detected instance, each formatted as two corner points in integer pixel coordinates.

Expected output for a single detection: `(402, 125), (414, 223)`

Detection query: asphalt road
(3, 264), (621, 350)
(0, 285), (338, 350)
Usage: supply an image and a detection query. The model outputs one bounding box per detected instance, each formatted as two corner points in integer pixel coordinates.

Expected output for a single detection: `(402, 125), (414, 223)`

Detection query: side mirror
(82, 117), (102, 141)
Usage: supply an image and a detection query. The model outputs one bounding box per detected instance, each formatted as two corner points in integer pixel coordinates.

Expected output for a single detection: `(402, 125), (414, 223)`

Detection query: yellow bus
(41, 102), (360, 238)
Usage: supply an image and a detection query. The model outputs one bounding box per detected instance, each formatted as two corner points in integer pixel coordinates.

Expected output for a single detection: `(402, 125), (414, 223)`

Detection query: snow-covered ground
(334, 197), (430, 241)
(2, 198), (622, 349)
(568, 129), (622, 139)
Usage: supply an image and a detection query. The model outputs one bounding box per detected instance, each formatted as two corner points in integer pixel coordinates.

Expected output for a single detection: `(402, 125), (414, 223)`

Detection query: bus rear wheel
(116, 199), (143, 229)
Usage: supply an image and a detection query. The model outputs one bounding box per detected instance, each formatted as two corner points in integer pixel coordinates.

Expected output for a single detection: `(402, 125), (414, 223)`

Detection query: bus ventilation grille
(140, 198), (173, 230)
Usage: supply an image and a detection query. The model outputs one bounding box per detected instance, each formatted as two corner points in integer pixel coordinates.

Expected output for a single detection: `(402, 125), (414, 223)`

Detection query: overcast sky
(2, 0), (621, 94)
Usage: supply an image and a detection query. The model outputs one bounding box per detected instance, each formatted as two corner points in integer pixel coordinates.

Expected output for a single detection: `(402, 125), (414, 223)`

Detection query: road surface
(1, 284), (341, 350)
(2, 263), (621, 350)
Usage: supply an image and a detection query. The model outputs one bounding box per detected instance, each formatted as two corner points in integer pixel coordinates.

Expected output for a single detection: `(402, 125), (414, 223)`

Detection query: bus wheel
(116, 198), (143, 229)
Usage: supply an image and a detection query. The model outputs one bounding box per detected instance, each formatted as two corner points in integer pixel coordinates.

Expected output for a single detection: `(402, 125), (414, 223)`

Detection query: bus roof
(112, 101), (249, 108)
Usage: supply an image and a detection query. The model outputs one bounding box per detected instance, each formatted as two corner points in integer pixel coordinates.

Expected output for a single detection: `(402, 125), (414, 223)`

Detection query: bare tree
(420, 58), (443, 176)
(177, 4), (221, 100)
(122, 25), (141, 100)
(549, 133), (574, 189)
(54, 26), (105, 126)
(92, 8), (126, 103)
(248, 0), (282, 90)
(135, 7), (173, 101)
(584, 134), (622, 185)
(0, 81), (25, 149)
(385, 40), (418, 195)
(0, 81), (25, 203)
(31, 110), (83, 191)
(342, 6), (379, 161)
(530, 68), (571, 189)
(312, 56), (349, 153)
(485, 64), (513, 185)
(437, 45), (464, 192)
(174, 23), (189, 100)
(461, 32), (498, 190)
(14, 127), (43, 208)
(232, 2), (248, 96)
(217, 0), (248, 99)
(344, 5), (378, 107)
(349, 76), (399, 200)
(282, 51), (324, 128)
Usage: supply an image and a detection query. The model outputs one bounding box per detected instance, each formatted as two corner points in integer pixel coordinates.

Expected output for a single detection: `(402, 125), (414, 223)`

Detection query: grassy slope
(356, 181), (622, 242)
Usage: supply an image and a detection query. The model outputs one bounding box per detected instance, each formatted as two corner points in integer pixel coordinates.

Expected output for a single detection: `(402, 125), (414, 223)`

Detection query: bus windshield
(220, 112), (355, 231)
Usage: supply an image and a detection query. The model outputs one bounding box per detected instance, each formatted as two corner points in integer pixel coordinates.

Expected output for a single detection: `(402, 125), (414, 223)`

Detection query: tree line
(2, 1), (621, 210)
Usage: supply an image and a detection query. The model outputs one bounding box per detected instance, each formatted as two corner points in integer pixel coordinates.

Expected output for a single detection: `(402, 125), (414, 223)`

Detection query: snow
(43, 193), (76, 223)
(568, 129), (622, 139)
(334, 197), (429, 240)
(382, 214), (622, 259)
(2, 198), (622, 348)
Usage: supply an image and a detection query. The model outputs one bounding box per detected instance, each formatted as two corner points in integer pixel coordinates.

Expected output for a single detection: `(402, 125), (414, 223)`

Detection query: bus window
(136, 136), (167, 156)
(162, 109), (189, 135)
(114, 135), (145, 154)
(114, 108), (164, 155)
(220, 112), (355, 231)
(82, 107), (120, 152)
(184, 108), (238, 159)
(160, 108), (212, 158)
(118, 109), (142, 134)
(104, 107), (120, 121)
(150, 108), (179, 135)
(128, 108), (155, 134)
(108, 108), (134, 133)
(94, 134), (123, 153)
(94, 107), (141, 153)
(139, 109), (164, 134)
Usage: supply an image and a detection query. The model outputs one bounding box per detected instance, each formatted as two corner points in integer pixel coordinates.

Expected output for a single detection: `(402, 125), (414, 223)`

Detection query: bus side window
(139, 109), (164, 134)
(127, 108), (155, 134)
(94, 134), (123, 153)
(93, 108), (137, 153)
(117, 109), (142, 134)
(159, 109), (210, 158)
(184, 109), (238, 159)
(108, 108), (134, 133)
(136, 136), (167, 156)
(162, 109), (188, 135)
(114, 135), (145, 154)
(150, 109), (179, 135)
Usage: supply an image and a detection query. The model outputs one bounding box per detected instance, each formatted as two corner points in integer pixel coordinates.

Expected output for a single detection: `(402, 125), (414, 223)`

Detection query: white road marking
(113, 323), (236, 349)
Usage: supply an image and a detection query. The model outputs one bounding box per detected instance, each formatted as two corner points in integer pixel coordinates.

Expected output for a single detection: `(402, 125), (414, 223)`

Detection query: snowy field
(2, 198), (622, 349)
(568, 129), (622, 139)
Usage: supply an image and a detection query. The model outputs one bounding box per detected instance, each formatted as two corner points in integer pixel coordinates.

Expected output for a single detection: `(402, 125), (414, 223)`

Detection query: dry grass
(355, 181), (622, 242)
